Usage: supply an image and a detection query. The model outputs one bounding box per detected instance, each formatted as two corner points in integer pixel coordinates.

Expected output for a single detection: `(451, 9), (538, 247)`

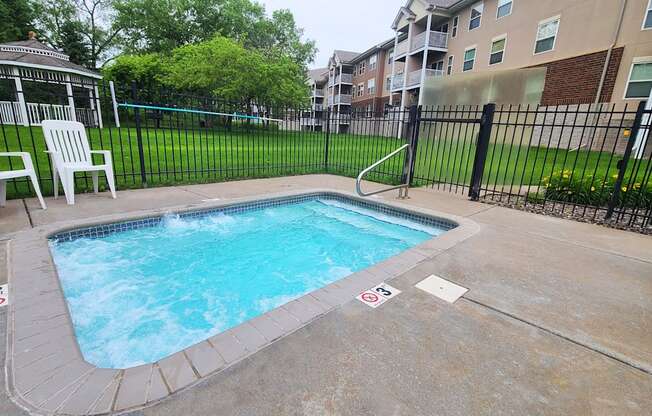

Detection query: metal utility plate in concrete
(416, 275), (468, 303)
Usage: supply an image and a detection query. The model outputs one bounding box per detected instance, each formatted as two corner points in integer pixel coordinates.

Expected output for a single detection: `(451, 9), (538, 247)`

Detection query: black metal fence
(0, 74), (650, 233)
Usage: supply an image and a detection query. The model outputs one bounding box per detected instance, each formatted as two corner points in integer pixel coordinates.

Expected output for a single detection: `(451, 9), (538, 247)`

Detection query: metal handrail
(356, 143), (411, 198)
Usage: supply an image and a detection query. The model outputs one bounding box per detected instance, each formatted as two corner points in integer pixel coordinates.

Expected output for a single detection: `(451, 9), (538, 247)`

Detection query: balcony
(335, 114), (351, 124)
(313, 104), (324, 111)
(335, 73), (353, 85)
(334, 94), (352, 105)
(313, 89), (324, 97)
(406, 70), (422, 88)
(396, 40), (409, 57)
(410, 30), (448, 53)
(425, 69), (444, 79)
(301, 117), (322, 126)
(391, 74), (405, 91)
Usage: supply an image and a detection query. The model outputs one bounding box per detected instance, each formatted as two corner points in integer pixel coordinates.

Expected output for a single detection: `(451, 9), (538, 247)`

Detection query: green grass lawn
(0, 124), (649, 200)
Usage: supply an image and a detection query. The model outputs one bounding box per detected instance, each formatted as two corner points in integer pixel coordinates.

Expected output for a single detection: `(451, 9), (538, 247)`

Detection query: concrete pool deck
(1, 174), (651, 415)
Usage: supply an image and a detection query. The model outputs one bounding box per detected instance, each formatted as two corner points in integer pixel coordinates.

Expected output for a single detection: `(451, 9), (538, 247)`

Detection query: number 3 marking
(375, 287), (392, 297)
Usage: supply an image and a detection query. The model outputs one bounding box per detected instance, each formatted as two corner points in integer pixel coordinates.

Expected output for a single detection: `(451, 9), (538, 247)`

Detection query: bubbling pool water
(50, 199), (443, 368)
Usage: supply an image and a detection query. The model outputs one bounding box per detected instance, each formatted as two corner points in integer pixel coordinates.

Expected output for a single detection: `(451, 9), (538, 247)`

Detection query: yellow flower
(563, 174), (569, 179)
(591, 186), (596, 191)
(634, 183), (641, 189)
(612, 174), (619, 179)
(621, 186), (628, 192)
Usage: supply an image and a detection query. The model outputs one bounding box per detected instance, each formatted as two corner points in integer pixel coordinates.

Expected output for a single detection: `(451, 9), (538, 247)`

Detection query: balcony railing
(313, 104), (324, 111)
(406, 70), (422, 87)
(301, 117), (323, 126)
(334, 94), (352, 105)
(396, 40), (408, 57)
(391, 74), (405, 90)
(410, 30), (448, 52)
(313, 89), (324, 97)
(335, 73), (353, 84)
(425, 69), (444, 79)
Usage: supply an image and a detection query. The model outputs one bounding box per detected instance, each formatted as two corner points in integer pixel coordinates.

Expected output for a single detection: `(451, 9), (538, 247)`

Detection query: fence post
(324, 107), (331, 172)
(402, 105), (420, 189)
(131, 82), (148, 186)
(468, 103), (496, 201)
(605, 100), (646, 219)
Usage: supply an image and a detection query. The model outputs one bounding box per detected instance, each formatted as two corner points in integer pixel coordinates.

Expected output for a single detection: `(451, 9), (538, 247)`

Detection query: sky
(258, 0), (398, 69)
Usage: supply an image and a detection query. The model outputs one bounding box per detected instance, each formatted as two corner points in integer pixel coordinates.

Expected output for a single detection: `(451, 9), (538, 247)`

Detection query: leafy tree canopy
(0, 0), (38, 42)
(112, 0), (316, 67)
(104, 36), (309, 108)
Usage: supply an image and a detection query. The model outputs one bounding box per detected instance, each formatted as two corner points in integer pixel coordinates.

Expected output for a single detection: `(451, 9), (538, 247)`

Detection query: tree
(37, 0), (122, 69)
(102, 53), (164, 97)
(160, 36), (309, 108)
(0, 0), (38, 42)
(112, 0), (315, 67)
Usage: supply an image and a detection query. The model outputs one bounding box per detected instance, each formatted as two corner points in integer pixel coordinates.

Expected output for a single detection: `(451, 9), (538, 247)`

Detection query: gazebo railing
(26, 102), (73, 124)
(0, 101), (24, 124)
(0, 101), (98, 126)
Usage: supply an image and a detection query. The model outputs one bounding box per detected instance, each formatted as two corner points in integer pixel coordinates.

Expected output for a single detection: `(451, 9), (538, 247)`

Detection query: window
(644, 0), (652, 29)
(451, 16), (459, 37)
(447, 55), (454, 75)
(469, 2), (483, 30)
(386, 76), (392, 91)
(357, 83), (364, 97)
(463, 47), (476, 71)
(369, 54), (377, 71)
(387, 49), (394, 64)
(359, 61), (366, 74)
(497, 0), (512, 19)
(625, 60), (652, 98)
(434, 23), (449, 33)
(367, 78), (376, 95)
(430, 60), (444, 72)
(535, 16), (560, 54)
(490, 36), (506, 65)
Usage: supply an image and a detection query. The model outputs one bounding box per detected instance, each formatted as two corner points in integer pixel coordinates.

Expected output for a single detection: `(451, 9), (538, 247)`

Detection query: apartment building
(302, 68), (328, 131)
(349, 39), (404, 114)
(388, 0), (652, 107)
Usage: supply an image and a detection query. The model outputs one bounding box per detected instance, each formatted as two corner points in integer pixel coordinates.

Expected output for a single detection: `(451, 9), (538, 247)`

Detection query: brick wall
(532, 47), (624, 106)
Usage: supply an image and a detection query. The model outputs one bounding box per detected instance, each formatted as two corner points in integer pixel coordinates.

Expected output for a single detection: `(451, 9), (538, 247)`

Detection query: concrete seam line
(462, 297), (652, 377)
(21, 199), (33, 229)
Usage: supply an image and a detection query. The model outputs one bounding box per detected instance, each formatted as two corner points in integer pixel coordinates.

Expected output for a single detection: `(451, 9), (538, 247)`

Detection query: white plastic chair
(0, 152), (46, 209)
(41, 120), (116, 205)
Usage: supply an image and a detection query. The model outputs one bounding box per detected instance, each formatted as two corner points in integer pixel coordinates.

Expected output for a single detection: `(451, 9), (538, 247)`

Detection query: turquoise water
(50, 199), (443, 369)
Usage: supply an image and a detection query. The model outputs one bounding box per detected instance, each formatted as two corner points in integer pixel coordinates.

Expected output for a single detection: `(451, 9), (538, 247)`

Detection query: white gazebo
(0, 34), (103, 127)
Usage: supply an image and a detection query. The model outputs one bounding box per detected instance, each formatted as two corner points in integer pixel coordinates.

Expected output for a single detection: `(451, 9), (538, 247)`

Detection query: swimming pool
(49, 194), (453, 369)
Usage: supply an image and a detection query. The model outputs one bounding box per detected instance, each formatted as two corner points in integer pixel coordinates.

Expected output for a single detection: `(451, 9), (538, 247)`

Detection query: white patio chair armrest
(89, 150), (113, 163)
(0, 152), (36, 171)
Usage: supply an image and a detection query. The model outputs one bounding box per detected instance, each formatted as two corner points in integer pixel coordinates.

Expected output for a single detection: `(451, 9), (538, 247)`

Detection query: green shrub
(537, 169), (652, 209)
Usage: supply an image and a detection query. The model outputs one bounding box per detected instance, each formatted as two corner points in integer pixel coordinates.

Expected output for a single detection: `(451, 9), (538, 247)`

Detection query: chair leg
(28, 173), (47, 210)
(105, 166), (117, 199)
(0, 180), (6, 207)
(62, 171), (75, 205)
(92, 171), (99, 193)
(53, 167), (59, 199)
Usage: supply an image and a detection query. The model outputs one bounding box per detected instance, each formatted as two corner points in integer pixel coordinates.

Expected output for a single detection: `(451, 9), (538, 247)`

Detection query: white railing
(396, 40), (409, 56)
(26, 103), (73, 125)
(406, 70), (422, 87)
(313, 89), (324, 97)
(391, 74), (405, 90)
(301, 117), (322, 126)
(328, 96), (334, 105)
(410, 30), (448, 52)
(335, 94), (352, 105)
(0, 101), (24, 124)
(429, 31), (449, 49)
(336, 114), (351, 124)
(313, 104), (324, 111)
(335, 73), (353, 84)
(425, 69), (444, 79)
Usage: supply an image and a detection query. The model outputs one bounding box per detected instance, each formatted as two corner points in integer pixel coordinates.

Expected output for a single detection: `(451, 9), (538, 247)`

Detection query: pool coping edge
(5, 188), (480, 416)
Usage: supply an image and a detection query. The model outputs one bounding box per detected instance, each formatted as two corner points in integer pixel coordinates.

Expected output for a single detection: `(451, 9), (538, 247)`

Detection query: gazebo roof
(0, 39), (102, 79)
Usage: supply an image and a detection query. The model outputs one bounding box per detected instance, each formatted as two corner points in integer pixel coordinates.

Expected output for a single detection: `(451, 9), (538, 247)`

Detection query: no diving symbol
(0, 297), (5, 306)
(361, 292), (379, 303)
